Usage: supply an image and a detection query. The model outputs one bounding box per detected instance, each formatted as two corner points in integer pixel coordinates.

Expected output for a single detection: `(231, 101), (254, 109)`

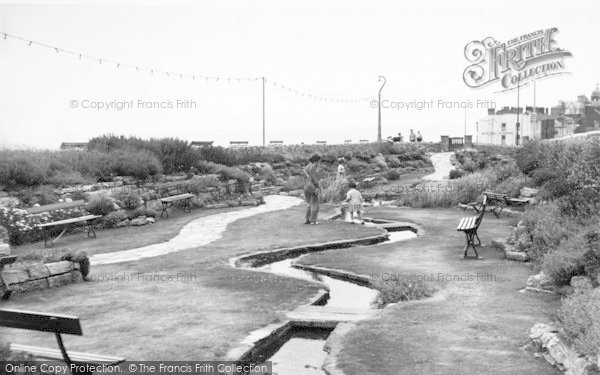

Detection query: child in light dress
(345, 180), (364, 224)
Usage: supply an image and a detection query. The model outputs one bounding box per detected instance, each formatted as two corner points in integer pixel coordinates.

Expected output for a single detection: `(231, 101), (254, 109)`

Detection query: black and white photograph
(1, 1), (599, 374)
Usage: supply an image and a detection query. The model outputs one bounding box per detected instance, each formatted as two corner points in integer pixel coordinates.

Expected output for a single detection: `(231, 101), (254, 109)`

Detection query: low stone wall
(1, 260), (83, 294)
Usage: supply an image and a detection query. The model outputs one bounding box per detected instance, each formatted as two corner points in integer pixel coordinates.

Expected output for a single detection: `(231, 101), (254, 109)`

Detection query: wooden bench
(457, 195), (487, 259)
(476, 191), (530, 218)
(159, 193), (195, 218)
(26, 200), (101, 248)
(0, 308), (125, 375)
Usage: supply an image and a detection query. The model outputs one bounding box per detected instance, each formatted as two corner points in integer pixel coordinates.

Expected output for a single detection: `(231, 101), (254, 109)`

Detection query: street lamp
(378, 76), (386, 142)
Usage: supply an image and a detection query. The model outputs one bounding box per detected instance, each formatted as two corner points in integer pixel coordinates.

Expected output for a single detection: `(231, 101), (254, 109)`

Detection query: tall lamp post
(516, 76), (521, 146)
(377, 76), (386, 142)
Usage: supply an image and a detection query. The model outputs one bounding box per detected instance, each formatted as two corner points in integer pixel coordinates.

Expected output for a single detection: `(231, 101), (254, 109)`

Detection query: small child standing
(345, 181), (364, 224)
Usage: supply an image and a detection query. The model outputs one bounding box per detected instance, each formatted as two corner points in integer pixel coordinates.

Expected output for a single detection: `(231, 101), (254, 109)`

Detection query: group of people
(388, 129), (423, 143)
(303, 154), (364, 225)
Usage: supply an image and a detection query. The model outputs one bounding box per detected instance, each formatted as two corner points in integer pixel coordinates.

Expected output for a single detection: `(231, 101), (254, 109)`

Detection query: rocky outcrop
(529, 323), (598, 375)
(491, 238), (530, 262)
(524, 272), (556, 294)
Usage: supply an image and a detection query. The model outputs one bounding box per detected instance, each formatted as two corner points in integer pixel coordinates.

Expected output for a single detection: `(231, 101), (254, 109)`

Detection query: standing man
(409, 129), (416, 142)
(304, 153), (322, 225)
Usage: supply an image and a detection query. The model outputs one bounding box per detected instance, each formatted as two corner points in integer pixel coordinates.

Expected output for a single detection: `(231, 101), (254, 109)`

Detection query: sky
(0, 0), (599, 149)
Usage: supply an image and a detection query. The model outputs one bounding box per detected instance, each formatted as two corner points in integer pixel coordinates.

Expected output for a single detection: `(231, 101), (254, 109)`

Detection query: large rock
(529, 323), (591, 375)
(2, 269), (29, 284)
(506, 251), (529, 262)
(130, 216), (148, 226)
(373, 153), (388, 169)
(520, 187), (539, 198)
(27, 264), (50, 279)
(10, 279), (49, 292)
(116, 219), (130, 228)
(46, 261), (73, 276)
(47, 273), (74, 288)
(526, 272), (554, 291)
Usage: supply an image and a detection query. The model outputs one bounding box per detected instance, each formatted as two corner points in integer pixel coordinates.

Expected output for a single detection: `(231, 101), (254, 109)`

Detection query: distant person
(304, 153), (322, 225)
(345, 180), (364, 224)
(416, 131), (423, 142)
(393, 132), (403, 142)
(409, 129), (416, 142)
(336, 158), (346, 180)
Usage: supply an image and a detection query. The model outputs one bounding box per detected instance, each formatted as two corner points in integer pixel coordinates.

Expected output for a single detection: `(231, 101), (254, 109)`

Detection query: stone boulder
(529, 323), (592, 375)
(525, 272), (555, 293)
(520, 187), (539, 198)
(373, 153), (388, 170)
(116, 219), (130, 228)
(130, 216), (148, 226)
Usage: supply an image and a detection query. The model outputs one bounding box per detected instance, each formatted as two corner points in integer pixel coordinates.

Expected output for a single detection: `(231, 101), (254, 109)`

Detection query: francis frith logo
(463, 27), (572, 91)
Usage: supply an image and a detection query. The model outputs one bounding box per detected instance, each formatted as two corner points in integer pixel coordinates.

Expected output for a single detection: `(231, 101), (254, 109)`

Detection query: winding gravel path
(91, 195), (302, 266)
(422, 152), (454, 181)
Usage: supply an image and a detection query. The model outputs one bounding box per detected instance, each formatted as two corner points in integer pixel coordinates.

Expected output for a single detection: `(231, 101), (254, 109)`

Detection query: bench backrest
(0, 308), (82, 335)
(475, 195), (487, 228)
(25, 200), (87, 215)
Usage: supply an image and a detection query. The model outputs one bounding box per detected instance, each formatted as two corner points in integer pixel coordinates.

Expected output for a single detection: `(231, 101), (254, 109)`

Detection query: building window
(501, 135), (506, 145)
(501, 123), (506, 132)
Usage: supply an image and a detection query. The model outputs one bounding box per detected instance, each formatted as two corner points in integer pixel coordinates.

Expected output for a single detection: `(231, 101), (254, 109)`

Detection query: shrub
(281, 176), (305, 192)
(518, 202), (574, 261)
(495, 175), (533, 197)
(583, 233), (600, 285)
(346, 158), (370, 173)
(86, 195), (115, 216)
(449, 169), (465, 179)
(102, 210), (128, 227)
(110, 149), (163, 180)
(385, 155), (401, 168)
(371, 278), (438, 307)
(384, 169), (401, 181)
(319, 176), (347, 203)
(118, 192), (142, 210)
(542, 247), (586, 287)
(559, 286), (600, 358)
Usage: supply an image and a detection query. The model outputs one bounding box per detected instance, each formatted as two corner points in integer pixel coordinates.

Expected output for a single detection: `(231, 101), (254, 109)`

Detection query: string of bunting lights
(2, 32), (376, 104)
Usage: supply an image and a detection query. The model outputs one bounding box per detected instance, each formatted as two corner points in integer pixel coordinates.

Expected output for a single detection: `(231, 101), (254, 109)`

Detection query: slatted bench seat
(26, 200), (101, 248)
(1, 308), (125, 375)
(159, 193), (195, 218)
(457, 195), (487, 259)
(477, 191), (530, 218)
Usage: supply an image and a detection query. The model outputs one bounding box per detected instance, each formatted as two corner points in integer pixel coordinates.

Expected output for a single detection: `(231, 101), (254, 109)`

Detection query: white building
(476, 107), (560, 145)
(477, 109), (531, 146)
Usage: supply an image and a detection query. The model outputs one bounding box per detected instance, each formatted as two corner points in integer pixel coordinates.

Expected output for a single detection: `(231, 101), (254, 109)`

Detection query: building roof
(190, 141), (214, 146)
(60, 142), (88, 149)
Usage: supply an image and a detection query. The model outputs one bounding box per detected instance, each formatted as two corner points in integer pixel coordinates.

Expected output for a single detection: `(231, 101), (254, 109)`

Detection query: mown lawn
(1, 205), (381, 360)
(297, 206), (561, 375)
